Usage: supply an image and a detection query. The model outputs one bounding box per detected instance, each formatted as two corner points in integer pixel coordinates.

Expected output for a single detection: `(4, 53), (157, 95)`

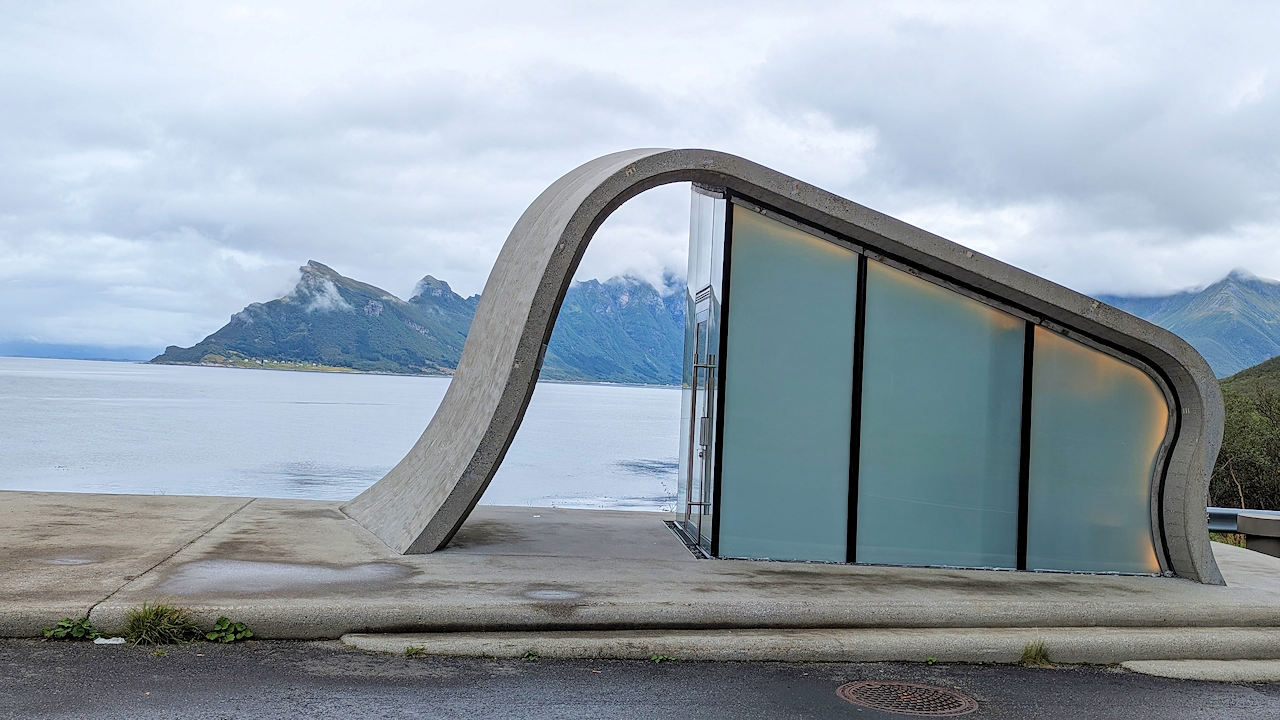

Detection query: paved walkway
(5, 490), (1280, 664)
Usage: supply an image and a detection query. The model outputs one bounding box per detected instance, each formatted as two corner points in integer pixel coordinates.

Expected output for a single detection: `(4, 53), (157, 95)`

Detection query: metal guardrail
(1207, 506), (1280, 533)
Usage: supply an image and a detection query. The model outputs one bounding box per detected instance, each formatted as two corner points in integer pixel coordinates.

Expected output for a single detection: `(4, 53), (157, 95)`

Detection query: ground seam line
(87, 497), (257, 617)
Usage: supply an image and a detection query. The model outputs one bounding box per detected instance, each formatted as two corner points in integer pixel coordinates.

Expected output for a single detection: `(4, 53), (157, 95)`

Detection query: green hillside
(542, 277), (683, 385)
(152, 261), (475, 374)
(152, 261), (684, 385)
(1212, 356), (1280, 510)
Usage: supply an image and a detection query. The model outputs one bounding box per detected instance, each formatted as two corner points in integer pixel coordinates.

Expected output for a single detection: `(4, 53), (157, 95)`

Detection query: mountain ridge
(1100, 270), (1280, 377)
(150, 265), (1280, 383)
(151, 261), (684, 385)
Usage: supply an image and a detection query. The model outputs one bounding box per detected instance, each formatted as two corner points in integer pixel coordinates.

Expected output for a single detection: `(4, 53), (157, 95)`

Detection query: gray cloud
(751, 4), (1280, 292)
(2, 1), (1280, 348)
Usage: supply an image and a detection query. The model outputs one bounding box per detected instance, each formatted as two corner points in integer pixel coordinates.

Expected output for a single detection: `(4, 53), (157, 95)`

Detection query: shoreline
(142, 358), (680, 389)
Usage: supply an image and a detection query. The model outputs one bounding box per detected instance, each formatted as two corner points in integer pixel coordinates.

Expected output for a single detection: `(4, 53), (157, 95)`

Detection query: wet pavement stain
(153, 559), (414, 596)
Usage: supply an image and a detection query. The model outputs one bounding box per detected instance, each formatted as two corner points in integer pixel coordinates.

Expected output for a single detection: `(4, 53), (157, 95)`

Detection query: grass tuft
(404, 646), (426, 658)
(1020, 640), (1051, 667)
(123, 602), (202, 646)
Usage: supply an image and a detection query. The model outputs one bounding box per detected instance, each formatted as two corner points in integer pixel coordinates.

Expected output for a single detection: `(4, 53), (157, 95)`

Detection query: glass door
(684, 303), (716, 550)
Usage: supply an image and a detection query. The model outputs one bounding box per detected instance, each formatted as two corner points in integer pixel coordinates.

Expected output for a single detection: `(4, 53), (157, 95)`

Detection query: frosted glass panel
(1027, 328), (1166, 573)
(856, 262), (1024, 568)
(717, 206), (857, 562)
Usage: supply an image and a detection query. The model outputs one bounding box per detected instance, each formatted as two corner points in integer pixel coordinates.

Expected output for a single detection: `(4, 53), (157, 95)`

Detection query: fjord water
(0, 357), (680, 510)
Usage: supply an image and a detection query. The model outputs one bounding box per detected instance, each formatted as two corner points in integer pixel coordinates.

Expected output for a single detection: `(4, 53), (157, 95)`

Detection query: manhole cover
(836, 680), (978, 716)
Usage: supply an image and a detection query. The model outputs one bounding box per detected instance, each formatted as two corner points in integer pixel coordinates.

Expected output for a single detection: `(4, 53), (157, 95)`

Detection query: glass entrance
(684, 303), (716, 550)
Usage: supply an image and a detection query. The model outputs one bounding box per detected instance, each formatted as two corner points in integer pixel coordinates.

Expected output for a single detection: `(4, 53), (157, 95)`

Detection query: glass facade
(677, 189), (725, 549)
(856, 261), (1024, 568)
(688, 193), (1172, 575)
(716, 206), (857, 562)
(1026, 328), (1166, 573)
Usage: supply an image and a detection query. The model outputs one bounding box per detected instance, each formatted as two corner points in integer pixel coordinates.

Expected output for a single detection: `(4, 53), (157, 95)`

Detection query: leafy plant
(404, 646), (426, 658)
(925, 656), (937, 665)
(1020, 640), (1051, 667)
(43, 617), (100, 641)
(204, 616), (254, 643)
(649, 654), (677, 664)
(521, 649), (540, 661)
(123, 602), (202, 645)
(1209, 532), (1246, 547)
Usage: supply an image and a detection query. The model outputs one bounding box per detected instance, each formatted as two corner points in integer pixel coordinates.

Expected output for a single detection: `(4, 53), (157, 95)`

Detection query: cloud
(2, 1), (1280, 348)
(751, 3), (1280, 292)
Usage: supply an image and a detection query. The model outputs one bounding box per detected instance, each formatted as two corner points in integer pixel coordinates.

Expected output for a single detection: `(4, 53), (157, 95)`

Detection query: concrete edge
(69, 593), (1280, 642)
(0, 602), (103, 638)
(340, 627), (1280, 666)
(1122, 659), (1280, 682)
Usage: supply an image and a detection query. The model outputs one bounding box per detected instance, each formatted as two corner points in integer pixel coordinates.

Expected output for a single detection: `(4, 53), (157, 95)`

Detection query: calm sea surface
(0, 357), (680, 510)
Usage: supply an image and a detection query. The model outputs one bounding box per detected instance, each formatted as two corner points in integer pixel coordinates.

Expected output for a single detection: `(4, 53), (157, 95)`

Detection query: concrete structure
(1239, 512), (1280, 558)
(3, 491), (1279, 665)
(342, 148), (1224, 584)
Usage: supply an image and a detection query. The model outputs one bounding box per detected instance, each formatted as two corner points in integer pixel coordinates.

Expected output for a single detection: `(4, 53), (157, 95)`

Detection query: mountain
(151, 261), (685, 385)
(542, 276), (684, 385)
(152, 261), (477, 374)
(1100, 270), (1280, 377)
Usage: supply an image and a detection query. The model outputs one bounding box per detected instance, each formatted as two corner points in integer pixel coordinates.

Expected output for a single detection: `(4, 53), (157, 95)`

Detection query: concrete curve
(341, 148), (1224, 584)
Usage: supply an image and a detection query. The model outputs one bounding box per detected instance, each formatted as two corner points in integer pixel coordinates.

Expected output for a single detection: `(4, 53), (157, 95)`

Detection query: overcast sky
(3, 2), (1280, 350)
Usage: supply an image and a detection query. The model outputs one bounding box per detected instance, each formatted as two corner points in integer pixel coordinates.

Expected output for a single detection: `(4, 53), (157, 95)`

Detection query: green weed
(42, 617), (100, 641)
(1210, 532), (1246, 547)
(204, 617), (253, 643)
(1020, 640), (1051, 667)
(123, 602), (202, 646)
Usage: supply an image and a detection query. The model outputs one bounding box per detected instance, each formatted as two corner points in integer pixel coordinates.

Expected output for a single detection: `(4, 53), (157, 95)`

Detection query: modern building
(344, 149), (1224, 585)
(677, 186), (1174, 575)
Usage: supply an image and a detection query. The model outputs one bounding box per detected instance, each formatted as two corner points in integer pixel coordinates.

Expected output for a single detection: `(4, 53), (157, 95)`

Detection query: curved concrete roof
(341, 148), (1225, 584)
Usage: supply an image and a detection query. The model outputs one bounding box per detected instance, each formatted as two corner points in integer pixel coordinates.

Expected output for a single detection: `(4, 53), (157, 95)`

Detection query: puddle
(155, 559), (411, 594)
(523, 589), (582, 601)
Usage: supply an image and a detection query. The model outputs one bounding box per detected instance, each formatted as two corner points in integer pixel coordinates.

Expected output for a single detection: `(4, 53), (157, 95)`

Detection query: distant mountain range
(1101, 270), (1280, 377)
(151, 261), (684, 385)
(96, 263), (1280, 384)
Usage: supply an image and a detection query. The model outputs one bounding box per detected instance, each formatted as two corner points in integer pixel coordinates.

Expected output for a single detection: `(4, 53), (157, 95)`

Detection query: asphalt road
(2, 640), (1278, 719)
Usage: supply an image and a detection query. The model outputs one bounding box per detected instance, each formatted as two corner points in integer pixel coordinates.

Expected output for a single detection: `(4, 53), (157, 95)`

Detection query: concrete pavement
(4, 490), (1280, 665)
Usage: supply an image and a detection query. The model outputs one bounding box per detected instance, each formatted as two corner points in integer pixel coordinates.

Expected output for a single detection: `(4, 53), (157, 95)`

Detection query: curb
(1122, 659), (1280, 682)
(341, 627), (1280, 665)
